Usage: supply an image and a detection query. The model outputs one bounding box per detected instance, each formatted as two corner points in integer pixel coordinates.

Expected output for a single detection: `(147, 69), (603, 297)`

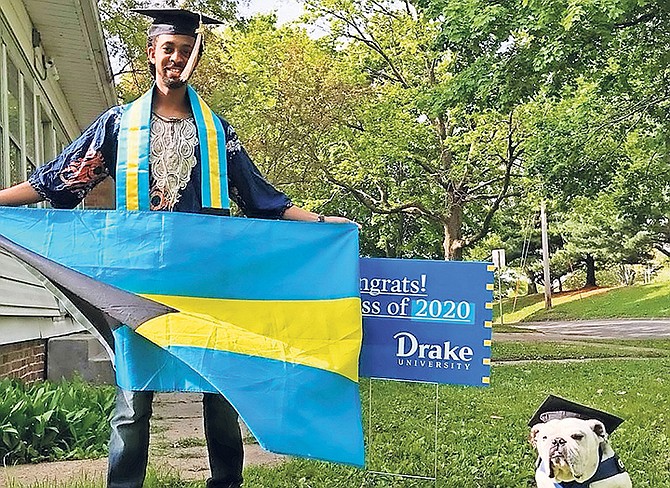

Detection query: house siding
(0, 0), (114, 382)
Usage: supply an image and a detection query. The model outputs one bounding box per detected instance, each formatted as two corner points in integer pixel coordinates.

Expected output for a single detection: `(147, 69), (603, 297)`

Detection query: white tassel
(179, 19), (203, 83)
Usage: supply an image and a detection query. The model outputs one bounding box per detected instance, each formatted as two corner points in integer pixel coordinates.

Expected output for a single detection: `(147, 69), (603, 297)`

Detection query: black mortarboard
(132, 8), (223, 38)
(528, 395), (625, 434)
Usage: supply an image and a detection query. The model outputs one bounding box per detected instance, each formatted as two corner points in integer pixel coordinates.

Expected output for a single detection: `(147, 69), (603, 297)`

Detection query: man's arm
(282, 205), (358, 225)
(0, 182), (43, 206)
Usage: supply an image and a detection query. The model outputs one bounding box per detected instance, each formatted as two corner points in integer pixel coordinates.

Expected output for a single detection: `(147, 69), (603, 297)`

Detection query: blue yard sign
(359, 258), (494, 386)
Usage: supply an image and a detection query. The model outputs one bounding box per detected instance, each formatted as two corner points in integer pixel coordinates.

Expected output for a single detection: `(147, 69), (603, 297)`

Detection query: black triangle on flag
(0, 234), (177, 348)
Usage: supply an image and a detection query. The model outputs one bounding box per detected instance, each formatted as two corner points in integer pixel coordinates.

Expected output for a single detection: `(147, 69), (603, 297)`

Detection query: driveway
(514, 319), (670, 339)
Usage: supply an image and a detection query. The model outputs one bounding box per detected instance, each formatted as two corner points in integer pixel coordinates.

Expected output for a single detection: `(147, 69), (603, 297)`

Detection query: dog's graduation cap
(529, 395), (625, 434)
(132, 8), (223, 82)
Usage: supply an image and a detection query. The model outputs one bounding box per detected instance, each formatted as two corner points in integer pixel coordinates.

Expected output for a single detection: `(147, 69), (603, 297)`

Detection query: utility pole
(540, 201), (552, 309)
(492, 249), (506, 326)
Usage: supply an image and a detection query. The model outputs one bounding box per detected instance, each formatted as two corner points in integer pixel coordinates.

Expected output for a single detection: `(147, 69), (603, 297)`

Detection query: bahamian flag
(0, 207), (364, 466)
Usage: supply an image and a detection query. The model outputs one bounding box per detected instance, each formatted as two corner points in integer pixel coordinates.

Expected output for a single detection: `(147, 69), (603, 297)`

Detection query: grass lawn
(242, 358), (670, 487)
(523, 280), (670, 321)
(493, 279), (670, 324)
(7, 340), (670, 488)
(493, 339), (670, 361)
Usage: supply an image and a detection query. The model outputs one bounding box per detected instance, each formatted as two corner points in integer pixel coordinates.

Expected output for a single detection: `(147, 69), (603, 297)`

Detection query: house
(0, 0), (116, 382)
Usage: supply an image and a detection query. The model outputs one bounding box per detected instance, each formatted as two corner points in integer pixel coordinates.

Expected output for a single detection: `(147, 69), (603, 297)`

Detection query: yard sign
(359, 258), (494, 386)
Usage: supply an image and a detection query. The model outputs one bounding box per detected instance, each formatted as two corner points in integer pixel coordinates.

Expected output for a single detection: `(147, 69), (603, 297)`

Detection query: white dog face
(531, 417), (607, 483)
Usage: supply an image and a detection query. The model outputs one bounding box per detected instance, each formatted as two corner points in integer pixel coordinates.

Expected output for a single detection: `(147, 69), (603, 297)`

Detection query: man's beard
(161, 65), (186, 89)
(162, 74), (186, 89)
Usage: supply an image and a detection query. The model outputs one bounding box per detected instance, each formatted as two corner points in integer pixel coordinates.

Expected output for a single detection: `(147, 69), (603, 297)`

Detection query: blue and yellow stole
(115, 85), (230, 212)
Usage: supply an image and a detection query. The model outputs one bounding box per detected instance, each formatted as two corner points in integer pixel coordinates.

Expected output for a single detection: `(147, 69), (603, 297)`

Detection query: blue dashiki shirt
(28, 105), (292, 218)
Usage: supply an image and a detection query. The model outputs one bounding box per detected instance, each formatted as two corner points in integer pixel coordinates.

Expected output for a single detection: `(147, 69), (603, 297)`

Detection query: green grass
(493, 339), (670, 361)
(242, 359), (670, 487)
(523, 280), (670, 321)
(492, 278), (670, 324)
(493, 293), (545, 323)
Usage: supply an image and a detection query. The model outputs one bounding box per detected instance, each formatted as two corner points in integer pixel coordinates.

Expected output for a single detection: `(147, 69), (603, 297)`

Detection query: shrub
(0, 378), (115, 464)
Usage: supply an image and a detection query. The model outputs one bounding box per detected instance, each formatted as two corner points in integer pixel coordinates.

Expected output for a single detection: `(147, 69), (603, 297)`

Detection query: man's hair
(147, 36), (204, 79)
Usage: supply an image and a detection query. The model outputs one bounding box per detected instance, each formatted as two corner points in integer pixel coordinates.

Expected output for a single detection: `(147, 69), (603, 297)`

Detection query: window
(41, 106), (55, 162)
(0, 5), (87, 193)
(8, 140), (21, 185)
(7, 58), (20, 145)
(0, 32), (72, 192)
(24, 82), (35, 166)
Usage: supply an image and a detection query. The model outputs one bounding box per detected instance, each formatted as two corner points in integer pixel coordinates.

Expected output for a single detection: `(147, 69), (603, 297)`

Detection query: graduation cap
(132, 8), (223, 82)
(529, 395), (625, 434)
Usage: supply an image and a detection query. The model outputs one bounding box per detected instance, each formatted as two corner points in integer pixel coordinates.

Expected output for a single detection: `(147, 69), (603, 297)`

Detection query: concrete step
(47, 332), (114, 384)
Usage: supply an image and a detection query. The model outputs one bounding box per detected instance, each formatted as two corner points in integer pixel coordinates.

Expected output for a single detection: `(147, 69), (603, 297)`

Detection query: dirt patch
(1, 393), (285, 487)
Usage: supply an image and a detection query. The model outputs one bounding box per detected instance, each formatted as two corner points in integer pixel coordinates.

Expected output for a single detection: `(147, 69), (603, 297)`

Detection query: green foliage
(102, 0), (670, 264)
(298, 0), (531, 259)
(0, 378), (115, 465)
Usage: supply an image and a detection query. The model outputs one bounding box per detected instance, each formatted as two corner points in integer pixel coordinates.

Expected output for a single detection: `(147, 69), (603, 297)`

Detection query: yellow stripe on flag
(138, 295), (362, 381)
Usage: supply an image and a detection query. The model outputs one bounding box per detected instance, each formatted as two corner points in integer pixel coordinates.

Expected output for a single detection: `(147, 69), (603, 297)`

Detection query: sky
(237, 0), (306, 25)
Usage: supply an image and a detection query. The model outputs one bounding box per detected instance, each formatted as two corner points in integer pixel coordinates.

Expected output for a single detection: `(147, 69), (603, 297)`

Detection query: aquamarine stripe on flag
(0, 208), (360, 300)
(136, 93), (152, 211)
(113, 326), (365, 466)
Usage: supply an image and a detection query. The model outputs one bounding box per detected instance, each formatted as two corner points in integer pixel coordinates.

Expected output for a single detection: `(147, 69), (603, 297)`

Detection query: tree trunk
(524, 268), (538, 294)
(584, 254), (597, 288)
(443, 205), (464, 260)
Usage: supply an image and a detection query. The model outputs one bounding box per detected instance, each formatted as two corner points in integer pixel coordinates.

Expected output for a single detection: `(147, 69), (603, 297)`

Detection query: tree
(557, 195), (653, 287)
(301, 0), (528, 259)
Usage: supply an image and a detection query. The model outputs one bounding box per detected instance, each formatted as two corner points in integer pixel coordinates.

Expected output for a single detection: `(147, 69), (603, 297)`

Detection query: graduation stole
(116, 85), (229, 212)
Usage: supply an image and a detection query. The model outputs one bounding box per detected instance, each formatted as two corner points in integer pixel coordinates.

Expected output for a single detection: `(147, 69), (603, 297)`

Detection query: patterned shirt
(29, 104), (292, 218)
(149, 114), (198, 211)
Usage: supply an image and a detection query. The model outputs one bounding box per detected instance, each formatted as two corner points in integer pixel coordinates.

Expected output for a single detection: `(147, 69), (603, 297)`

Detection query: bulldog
(530, 416), (632, 488)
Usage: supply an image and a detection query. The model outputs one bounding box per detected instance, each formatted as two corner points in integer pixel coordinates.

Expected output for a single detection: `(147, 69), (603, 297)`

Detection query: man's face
(148, 34), (197, 89)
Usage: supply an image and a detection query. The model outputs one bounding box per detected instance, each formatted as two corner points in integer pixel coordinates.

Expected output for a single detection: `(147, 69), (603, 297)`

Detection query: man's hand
(282, 205), (361, 229)
(321, 215), (362, 229)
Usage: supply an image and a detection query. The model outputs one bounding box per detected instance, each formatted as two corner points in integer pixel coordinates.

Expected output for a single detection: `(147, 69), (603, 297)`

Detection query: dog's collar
(555, 447), (627, 488)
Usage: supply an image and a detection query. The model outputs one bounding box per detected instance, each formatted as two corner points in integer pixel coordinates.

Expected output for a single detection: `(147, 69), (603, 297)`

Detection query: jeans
(107, 389), (244, 488)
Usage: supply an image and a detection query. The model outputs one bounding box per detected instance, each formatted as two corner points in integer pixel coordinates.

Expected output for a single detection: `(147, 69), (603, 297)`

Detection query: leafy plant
(0, 378), (115, 465)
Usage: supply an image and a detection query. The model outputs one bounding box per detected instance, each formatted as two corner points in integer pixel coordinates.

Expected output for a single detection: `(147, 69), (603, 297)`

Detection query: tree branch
(463, 111), (516, 247)
(321, 167), (443, 222)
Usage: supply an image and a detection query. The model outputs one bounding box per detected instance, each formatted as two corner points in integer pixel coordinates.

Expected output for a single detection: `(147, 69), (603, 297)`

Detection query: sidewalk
(1, 393), (285, 487)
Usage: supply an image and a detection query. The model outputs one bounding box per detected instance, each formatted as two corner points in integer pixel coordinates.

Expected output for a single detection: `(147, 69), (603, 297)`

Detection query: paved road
(516, 319), (670, 339)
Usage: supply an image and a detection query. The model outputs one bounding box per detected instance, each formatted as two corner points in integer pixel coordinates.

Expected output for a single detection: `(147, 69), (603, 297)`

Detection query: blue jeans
(107, 389), (244, 488)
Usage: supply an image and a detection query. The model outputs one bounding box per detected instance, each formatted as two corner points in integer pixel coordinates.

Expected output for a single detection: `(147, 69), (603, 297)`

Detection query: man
(0, 8), (354, 488)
